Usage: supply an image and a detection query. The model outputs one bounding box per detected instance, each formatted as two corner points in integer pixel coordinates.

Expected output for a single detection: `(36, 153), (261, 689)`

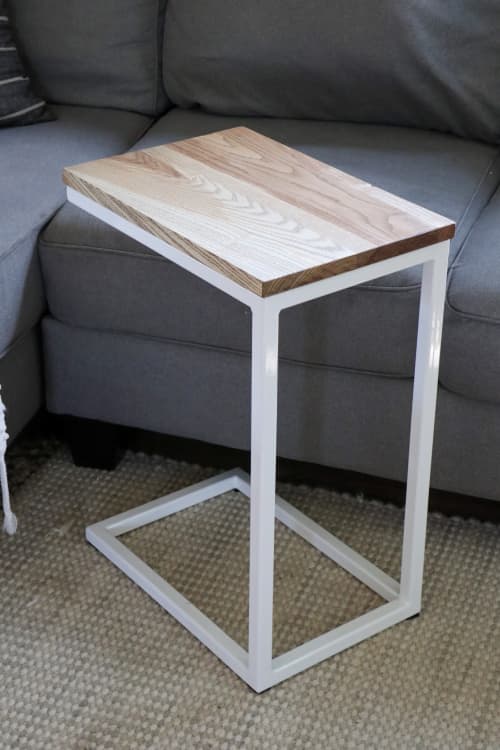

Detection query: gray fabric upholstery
(441, 188), (500, 405)
(9, 0), (168, 116)
(163, 0), (500, 144)
(42, 318), (500, 501)
(40, 110), (500, 377)
(0, 327), (42, 440)
(0, 104), (151, 355)
(0, 228), (44, 358)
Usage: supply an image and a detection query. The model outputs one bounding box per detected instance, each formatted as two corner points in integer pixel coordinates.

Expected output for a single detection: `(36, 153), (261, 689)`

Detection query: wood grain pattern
(63, 127), (454, 297)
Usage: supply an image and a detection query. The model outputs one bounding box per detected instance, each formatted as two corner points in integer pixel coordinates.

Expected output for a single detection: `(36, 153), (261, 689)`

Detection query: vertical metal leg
(400, 246), (449, 611)
(248, 300), (280, 692)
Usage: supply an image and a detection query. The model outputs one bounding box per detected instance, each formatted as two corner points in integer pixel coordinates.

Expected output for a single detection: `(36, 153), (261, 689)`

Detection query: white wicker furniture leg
(0, 385), (16, 535)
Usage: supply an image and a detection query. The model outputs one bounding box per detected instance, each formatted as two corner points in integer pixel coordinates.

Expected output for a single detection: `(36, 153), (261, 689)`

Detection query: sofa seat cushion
(441, 188), (500, 404)
(0, 104), (151, 355)
(39, 110), (500, 377)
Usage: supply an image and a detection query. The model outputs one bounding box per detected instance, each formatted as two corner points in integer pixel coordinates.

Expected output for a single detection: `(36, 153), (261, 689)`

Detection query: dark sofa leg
(59, 416), (124, 470)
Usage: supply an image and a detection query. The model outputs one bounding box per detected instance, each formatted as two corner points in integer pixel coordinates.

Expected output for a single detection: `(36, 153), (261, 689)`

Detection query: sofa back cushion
(163, 0), (500, 144)
(10, 0), (168, 116)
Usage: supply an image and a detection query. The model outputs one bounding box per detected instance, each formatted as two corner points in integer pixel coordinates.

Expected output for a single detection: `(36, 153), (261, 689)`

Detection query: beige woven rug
(1, 441), (499, 750)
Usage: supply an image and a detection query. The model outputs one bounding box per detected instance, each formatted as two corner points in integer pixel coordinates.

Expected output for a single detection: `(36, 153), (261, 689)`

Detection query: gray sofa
(3, 1), (500, 503)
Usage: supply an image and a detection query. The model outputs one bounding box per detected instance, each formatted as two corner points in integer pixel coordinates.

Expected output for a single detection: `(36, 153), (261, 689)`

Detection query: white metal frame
(69, 188), (449, 693)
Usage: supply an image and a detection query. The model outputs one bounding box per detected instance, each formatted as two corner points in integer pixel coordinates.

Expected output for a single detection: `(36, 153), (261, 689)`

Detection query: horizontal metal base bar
(86, 522), (249, 683)
(235, 471), (399, 602)
(91, 471), (238, 536)
(86, 470), (411, 692)
(271, 598), (415, 686)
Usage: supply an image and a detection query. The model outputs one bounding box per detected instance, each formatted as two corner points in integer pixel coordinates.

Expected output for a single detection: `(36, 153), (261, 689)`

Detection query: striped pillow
(0, 1), (53, 127)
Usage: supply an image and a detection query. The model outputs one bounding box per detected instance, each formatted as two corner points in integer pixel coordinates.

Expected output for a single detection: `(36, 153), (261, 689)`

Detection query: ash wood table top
(64, 127), (454, 297)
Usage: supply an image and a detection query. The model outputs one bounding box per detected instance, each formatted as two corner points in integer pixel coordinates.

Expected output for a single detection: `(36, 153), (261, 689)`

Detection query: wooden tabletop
(64, 127), (455, 297)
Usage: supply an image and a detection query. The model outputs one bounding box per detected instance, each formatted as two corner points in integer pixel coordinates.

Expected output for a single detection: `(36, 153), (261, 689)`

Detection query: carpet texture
(1, 440), (499, 749)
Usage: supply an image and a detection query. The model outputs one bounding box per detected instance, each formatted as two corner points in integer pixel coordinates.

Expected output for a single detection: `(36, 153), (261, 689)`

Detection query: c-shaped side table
(64, 127), (454, 692)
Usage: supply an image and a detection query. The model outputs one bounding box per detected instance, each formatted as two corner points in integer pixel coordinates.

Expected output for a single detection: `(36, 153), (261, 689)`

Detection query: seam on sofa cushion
(447, 152), (500, 275)
(436, 379), (500, 408)
(125, 116), (156, 148)
(42, 314), (413, 380)
(41, 227), (426, 291)
(444, 298), (500, 326)
(445, 156), (500, 323)
(452, 151), (500, 239)
(0, 322), (40, 361)
(155, 0), (169, 115)
(438, 379), (500, 408)
(39, 235), (428, 295)
(44, 315), (500, 407)
(39, 236), (164, 262)
(360, 148), (500, 291)
(2, 220), (53, 264)
(40, 142), (500, 305)
(41, 144), (500, 294)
